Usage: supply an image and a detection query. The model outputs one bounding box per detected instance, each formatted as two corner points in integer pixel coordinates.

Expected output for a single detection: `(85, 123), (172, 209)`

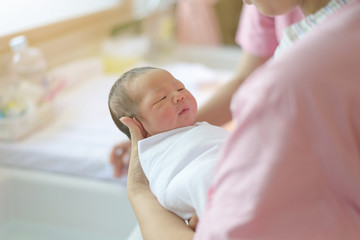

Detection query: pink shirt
(195, 1), (360, 239)
(236, 5), (304, 56)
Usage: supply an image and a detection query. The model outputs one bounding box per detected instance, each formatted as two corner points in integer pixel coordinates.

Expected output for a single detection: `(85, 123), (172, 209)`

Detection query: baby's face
(129, 69), (198, 136)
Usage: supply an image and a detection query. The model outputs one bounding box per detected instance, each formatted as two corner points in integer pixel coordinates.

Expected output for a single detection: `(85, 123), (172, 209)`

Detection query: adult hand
(188, 213), (199, 231)
(120, 117), (148, 193)
(110, 141), (131, 177)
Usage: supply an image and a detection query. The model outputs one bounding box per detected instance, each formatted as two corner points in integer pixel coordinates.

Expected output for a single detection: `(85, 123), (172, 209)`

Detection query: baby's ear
(133, 117), (150, 138)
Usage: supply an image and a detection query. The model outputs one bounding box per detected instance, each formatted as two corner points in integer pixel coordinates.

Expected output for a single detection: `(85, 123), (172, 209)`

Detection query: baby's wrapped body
(138, 122), (230, 220)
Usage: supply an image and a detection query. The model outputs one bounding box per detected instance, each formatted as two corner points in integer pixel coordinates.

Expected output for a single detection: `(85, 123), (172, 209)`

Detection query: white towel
(138, 122), (230, 220)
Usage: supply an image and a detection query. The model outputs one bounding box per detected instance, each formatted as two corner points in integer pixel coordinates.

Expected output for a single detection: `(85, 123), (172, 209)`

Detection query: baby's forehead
(130, 69), (182, 94)
(146, 68), (172, 78)
(145, 69), (180, 84)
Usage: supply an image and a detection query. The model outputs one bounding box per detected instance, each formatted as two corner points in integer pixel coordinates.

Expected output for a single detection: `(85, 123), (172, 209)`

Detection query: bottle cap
(9, 35), (28, 52)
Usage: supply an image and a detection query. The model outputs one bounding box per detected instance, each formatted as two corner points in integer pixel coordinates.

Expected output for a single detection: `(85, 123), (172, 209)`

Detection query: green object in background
(110, 20), (142, 37)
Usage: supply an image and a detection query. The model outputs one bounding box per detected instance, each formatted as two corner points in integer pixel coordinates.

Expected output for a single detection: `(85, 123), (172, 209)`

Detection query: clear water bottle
(9, 35), (48, 98)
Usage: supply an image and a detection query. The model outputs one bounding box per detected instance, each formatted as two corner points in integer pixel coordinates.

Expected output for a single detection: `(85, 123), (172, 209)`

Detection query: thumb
(188, 212), (199, 231)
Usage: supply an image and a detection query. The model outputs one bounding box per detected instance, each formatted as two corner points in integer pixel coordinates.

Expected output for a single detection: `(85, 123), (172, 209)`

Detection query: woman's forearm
(196, 51), (270, 126)
(195, 76), (243, 125)
(129, 186), (194, 240)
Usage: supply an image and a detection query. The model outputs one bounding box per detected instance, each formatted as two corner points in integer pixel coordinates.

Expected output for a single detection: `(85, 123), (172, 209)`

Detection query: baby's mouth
(179, 108), (189, 115)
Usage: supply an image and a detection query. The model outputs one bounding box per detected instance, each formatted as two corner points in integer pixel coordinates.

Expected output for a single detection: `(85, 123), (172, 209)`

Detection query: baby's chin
(150, 122), (196, 136)
(175, 120), (196, 129)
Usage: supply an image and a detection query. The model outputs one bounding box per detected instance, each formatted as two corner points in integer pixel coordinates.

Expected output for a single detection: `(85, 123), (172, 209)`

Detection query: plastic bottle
(9, 35), (48, 97)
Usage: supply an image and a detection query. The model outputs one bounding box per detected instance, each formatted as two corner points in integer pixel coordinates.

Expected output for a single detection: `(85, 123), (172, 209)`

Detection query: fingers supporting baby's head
(120, 117), (147, 141)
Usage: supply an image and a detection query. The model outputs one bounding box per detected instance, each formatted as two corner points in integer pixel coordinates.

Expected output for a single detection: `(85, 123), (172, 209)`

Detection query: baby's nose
(174, 93), (184, 103)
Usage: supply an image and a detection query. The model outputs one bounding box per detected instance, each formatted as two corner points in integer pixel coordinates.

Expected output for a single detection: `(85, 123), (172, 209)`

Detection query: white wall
(0, 0), (123, 37)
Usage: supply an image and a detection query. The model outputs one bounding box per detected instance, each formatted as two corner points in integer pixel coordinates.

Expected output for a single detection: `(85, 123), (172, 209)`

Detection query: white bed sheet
(0, 60), (233, 182)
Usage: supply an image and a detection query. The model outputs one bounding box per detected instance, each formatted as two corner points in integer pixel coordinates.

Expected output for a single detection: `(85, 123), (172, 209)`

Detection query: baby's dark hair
(108, 66), (158, 139)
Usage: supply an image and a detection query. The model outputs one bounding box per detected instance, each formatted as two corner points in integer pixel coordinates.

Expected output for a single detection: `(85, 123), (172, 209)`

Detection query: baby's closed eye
(154, 96), (166, 105)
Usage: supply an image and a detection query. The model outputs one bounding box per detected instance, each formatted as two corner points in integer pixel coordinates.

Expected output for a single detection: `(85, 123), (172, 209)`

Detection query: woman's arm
(129, 187), (194, 240)
(195, 51), (270, 126)
(121, 117), (194, 240)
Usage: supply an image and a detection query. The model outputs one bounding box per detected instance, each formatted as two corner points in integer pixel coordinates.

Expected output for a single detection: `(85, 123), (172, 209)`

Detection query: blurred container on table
(9, 35), (49, 100)
(0, 36), (57, 141)
(101, 35), (150, 74)
(0, 76), (55, 141)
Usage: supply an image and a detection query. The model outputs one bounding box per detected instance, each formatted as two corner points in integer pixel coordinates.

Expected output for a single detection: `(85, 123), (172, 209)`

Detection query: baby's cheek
(161, 111), (177, 124)
(151, 110), (175, 131)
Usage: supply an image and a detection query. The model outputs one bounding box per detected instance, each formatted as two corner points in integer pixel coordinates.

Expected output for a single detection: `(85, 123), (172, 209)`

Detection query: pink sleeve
(195, 2), (360, 239)
(236, 5), (304, 56)
(236, 4), (278, 57)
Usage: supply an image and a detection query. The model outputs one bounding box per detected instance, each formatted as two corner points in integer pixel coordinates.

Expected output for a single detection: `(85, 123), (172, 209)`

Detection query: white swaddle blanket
(138, 122), (230, 220)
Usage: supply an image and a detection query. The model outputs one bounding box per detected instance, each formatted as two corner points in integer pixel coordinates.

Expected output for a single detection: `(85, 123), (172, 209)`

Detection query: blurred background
(0, 0), (243, 72)
(0, 0), (242, 44)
